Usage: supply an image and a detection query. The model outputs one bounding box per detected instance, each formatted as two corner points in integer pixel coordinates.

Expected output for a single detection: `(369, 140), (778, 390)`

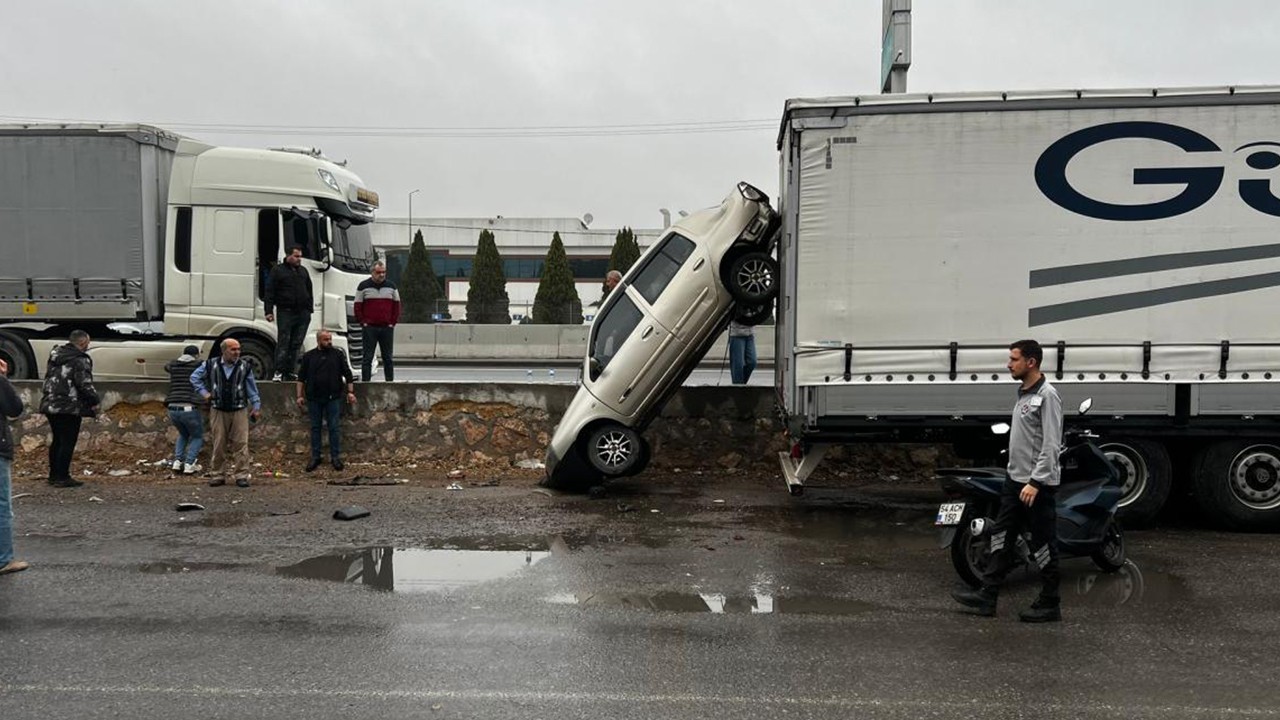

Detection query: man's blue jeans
(168, 408), (205, 465)
(307, 398), (342, 461)
(729, 335), (757, 385)
(0, 457), (14, 565)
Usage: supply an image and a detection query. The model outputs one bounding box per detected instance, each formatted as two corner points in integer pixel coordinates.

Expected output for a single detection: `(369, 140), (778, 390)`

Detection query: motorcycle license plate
(935, 502), (966, 526)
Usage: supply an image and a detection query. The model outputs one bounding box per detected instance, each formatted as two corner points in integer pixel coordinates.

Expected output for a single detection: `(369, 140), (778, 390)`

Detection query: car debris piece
(175, 503), (205, 512)
(332, 505), (371, 521)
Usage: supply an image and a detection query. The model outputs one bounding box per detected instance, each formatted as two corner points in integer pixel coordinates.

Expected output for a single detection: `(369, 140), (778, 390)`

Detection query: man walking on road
(354, 261), (400, 382)
(191, 338), (262, 487)
(952, 339), (1064, 623)
(265, 245), (313, 381)
(39, 330), (99, 488)
(297, 330), (356, 472)
(0, 357), (29, 575)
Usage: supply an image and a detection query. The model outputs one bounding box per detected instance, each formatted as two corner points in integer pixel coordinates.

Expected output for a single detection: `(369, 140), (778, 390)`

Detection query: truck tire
(724, 252), (778, 305)
(584, 423), (644, 477)
(235, 337), (275, 380)
(1101, 439), (1171, 528)
(0, 333), (36, 380)
(1192, 441), (1280, 531)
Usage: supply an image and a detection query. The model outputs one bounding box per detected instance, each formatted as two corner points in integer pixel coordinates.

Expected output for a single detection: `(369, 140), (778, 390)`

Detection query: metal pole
(408, 189), (420, 245)
(881, 0), (911, 94)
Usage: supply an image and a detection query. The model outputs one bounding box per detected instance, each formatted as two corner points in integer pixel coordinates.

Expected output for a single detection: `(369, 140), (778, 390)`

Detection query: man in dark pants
(297, 330), (356, 472)
(952, 339), (1064, 623)
(353, 261), (400, 382)
(265, 245), (314, 381)
(38, 330), (99, 488)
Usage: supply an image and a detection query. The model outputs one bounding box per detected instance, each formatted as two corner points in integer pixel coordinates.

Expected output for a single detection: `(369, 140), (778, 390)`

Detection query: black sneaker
(235, 477), (251, 488)
(950, 587), (997, 616)
(50, 477), (84, 488)
(331, 458), (344, 471)
(1019, 599), (1062, 623)
(305, 458), (322, 472)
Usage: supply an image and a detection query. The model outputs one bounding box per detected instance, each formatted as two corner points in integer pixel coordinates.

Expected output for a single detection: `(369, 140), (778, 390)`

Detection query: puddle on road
(138, 561), (244, 575)
(277, 545), (551, 593)
(545, 591), (879, 615)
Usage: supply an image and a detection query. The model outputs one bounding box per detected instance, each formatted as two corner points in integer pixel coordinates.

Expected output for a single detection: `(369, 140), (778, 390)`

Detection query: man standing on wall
(265, 245), (313, 381)
(39, 330), (99, 488)
(191, 338), (262, 488)
(297, 330), (356, 472)
(354, 261), (400, 382)
(951, 339), (1064, 623)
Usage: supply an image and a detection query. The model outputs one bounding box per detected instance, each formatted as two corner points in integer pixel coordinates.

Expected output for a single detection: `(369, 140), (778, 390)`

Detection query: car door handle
(693, 258), (705, 271)
(641, 325), (654, 339)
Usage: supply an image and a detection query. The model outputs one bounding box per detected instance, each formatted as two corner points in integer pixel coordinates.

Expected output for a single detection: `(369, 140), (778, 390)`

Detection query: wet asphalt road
(3, 488), (1280, 719)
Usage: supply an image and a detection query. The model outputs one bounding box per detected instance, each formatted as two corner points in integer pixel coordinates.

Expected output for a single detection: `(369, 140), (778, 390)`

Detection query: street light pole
(408, 188), (421, 245)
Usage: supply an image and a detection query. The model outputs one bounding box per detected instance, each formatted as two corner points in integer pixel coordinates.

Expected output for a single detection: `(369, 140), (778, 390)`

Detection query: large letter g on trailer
(1035, 121), (1224, 221)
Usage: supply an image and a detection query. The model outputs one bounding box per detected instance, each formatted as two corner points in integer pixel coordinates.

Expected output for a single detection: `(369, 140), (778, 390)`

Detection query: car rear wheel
(725, 252), (778, 304)
(584, 424), (645, 477)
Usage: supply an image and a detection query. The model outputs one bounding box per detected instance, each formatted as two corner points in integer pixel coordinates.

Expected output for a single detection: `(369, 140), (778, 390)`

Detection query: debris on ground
(175, 503), (205, 512)
(447, 469), (465, 480)
(267, 509), (299, 517)
(446, 482), (464, 491)
(108, 469), (131, 477)
(89, 496), (105, 503)
(332, 505), (370, 521)
(515, 459), (545, 470)
(472, 479), (500, 487)
(12, 492), (32, 500)
(326, 476), (410, 486)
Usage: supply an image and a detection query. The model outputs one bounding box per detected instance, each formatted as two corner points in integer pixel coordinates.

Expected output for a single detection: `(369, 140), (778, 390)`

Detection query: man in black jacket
(264, 245), (314, 381)
(164, 344), (205, 475)
(0, 356), (29, 575)
(296, 330), (356, 472)
(39, 330), (99, 488)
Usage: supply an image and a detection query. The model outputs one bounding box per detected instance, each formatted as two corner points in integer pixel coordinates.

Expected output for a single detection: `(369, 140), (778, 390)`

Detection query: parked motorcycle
(935, 399), (1127, 588)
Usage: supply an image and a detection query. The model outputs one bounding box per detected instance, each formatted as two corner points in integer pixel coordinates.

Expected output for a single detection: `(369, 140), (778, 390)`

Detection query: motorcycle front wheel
(1090, 520), (1126, 572)
(950, 519), (992, 589)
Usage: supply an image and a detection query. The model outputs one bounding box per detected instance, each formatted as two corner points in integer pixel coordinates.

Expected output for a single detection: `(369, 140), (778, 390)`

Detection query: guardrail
(391, 324), (776, 364)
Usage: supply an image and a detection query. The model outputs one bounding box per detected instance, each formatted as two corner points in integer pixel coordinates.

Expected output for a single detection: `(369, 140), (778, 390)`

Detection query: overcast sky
(3, 1), (1279, 229)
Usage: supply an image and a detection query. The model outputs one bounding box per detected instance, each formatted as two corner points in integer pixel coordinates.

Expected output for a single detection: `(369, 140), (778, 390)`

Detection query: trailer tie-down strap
(1220, 340), (1230, 380)
(843, 343), (853, 382)
(1142, 341), (1152, 380)
(949, 342), (958, 381)
(1056, 341), (1066, 381)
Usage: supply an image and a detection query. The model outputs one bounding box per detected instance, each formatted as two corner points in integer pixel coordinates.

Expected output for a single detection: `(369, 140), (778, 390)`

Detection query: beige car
(544, 182), (779, 490)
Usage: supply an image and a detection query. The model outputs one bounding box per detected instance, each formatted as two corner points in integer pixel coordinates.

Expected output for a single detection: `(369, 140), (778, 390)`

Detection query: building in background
(371, 217), (661, 322)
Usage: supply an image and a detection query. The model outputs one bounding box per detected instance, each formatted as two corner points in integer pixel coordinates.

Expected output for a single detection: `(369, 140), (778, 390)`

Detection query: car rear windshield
(590, 294), (644, 374)
(631, 233), (695, 306)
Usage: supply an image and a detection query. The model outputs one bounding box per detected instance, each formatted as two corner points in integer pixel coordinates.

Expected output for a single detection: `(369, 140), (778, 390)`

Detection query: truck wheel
(1192, 441), (1280, 531)
(235, 337), (275, 380)
(1090, 520), (1126, 572)
(949, 517), (991, 589)
(0, 333), (35, 380)
(725, 251), (778, 304)
(584, 423), (644, 477)
(1101, 439), (1171, 528)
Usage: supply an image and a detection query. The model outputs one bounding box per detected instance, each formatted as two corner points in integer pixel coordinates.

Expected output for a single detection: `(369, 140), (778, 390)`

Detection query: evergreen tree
(604, 227), (642, 294)
(400, 229), (442, 323)
(532, 232), (582, 324)
(466, 229), (510, 323)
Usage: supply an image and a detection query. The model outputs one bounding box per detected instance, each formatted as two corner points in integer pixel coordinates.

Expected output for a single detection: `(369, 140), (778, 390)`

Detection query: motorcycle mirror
(990, 422), (1011, 435)
(1078, 398), (1093, 416)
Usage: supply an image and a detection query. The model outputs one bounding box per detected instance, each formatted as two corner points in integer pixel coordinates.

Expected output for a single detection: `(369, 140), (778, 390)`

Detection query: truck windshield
(331, 220), (377, 273)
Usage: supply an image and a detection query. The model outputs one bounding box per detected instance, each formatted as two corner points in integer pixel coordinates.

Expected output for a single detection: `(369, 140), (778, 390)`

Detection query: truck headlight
(318, 169), (341, 193)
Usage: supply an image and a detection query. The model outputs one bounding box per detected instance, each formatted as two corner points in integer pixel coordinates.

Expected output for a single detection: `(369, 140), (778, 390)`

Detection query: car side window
(590, 294), (644, 376)
(630, 233), (696, 306)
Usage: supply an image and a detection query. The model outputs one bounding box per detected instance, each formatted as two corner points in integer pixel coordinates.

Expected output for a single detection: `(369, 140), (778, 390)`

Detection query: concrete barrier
(393, 323), (776, 365)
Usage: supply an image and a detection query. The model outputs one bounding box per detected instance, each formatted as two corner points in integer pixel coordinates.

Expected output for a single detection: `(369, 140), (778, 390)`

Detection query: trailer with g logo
(774, 86), (1280, 531)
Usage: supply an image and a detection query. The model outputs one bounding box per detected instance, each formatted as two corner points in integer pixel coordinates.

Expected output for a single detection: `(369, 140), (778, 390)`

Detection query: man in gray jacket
(952, 339), (1064, 623)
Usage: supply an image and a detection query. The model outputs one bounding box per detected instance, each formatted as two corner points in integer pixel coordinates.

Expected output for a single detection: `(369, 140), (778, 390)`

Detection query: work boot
(208, 474), (226, 487)
(1019, 597), (1062, 623)
(951, 587), (998, 616)
(50, 477), (84, 488)
(0, 560), (30, 575)
(305, 458), (322, 472)
(236, 475), (251, 488)
(331, 458), (344, 471)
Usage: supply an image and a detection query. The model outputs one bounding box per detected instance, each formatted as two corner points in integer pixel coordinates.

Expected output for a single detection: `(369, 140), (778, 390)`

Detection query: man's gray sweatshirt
(1007, 376), (1063, 488)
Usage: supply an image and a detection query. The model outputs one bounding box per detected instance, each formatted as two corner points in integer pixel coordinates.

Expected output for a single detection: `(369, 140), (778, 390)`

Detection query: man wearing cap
(164, 344), (205, 475)
(191, 338), (262, 487)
